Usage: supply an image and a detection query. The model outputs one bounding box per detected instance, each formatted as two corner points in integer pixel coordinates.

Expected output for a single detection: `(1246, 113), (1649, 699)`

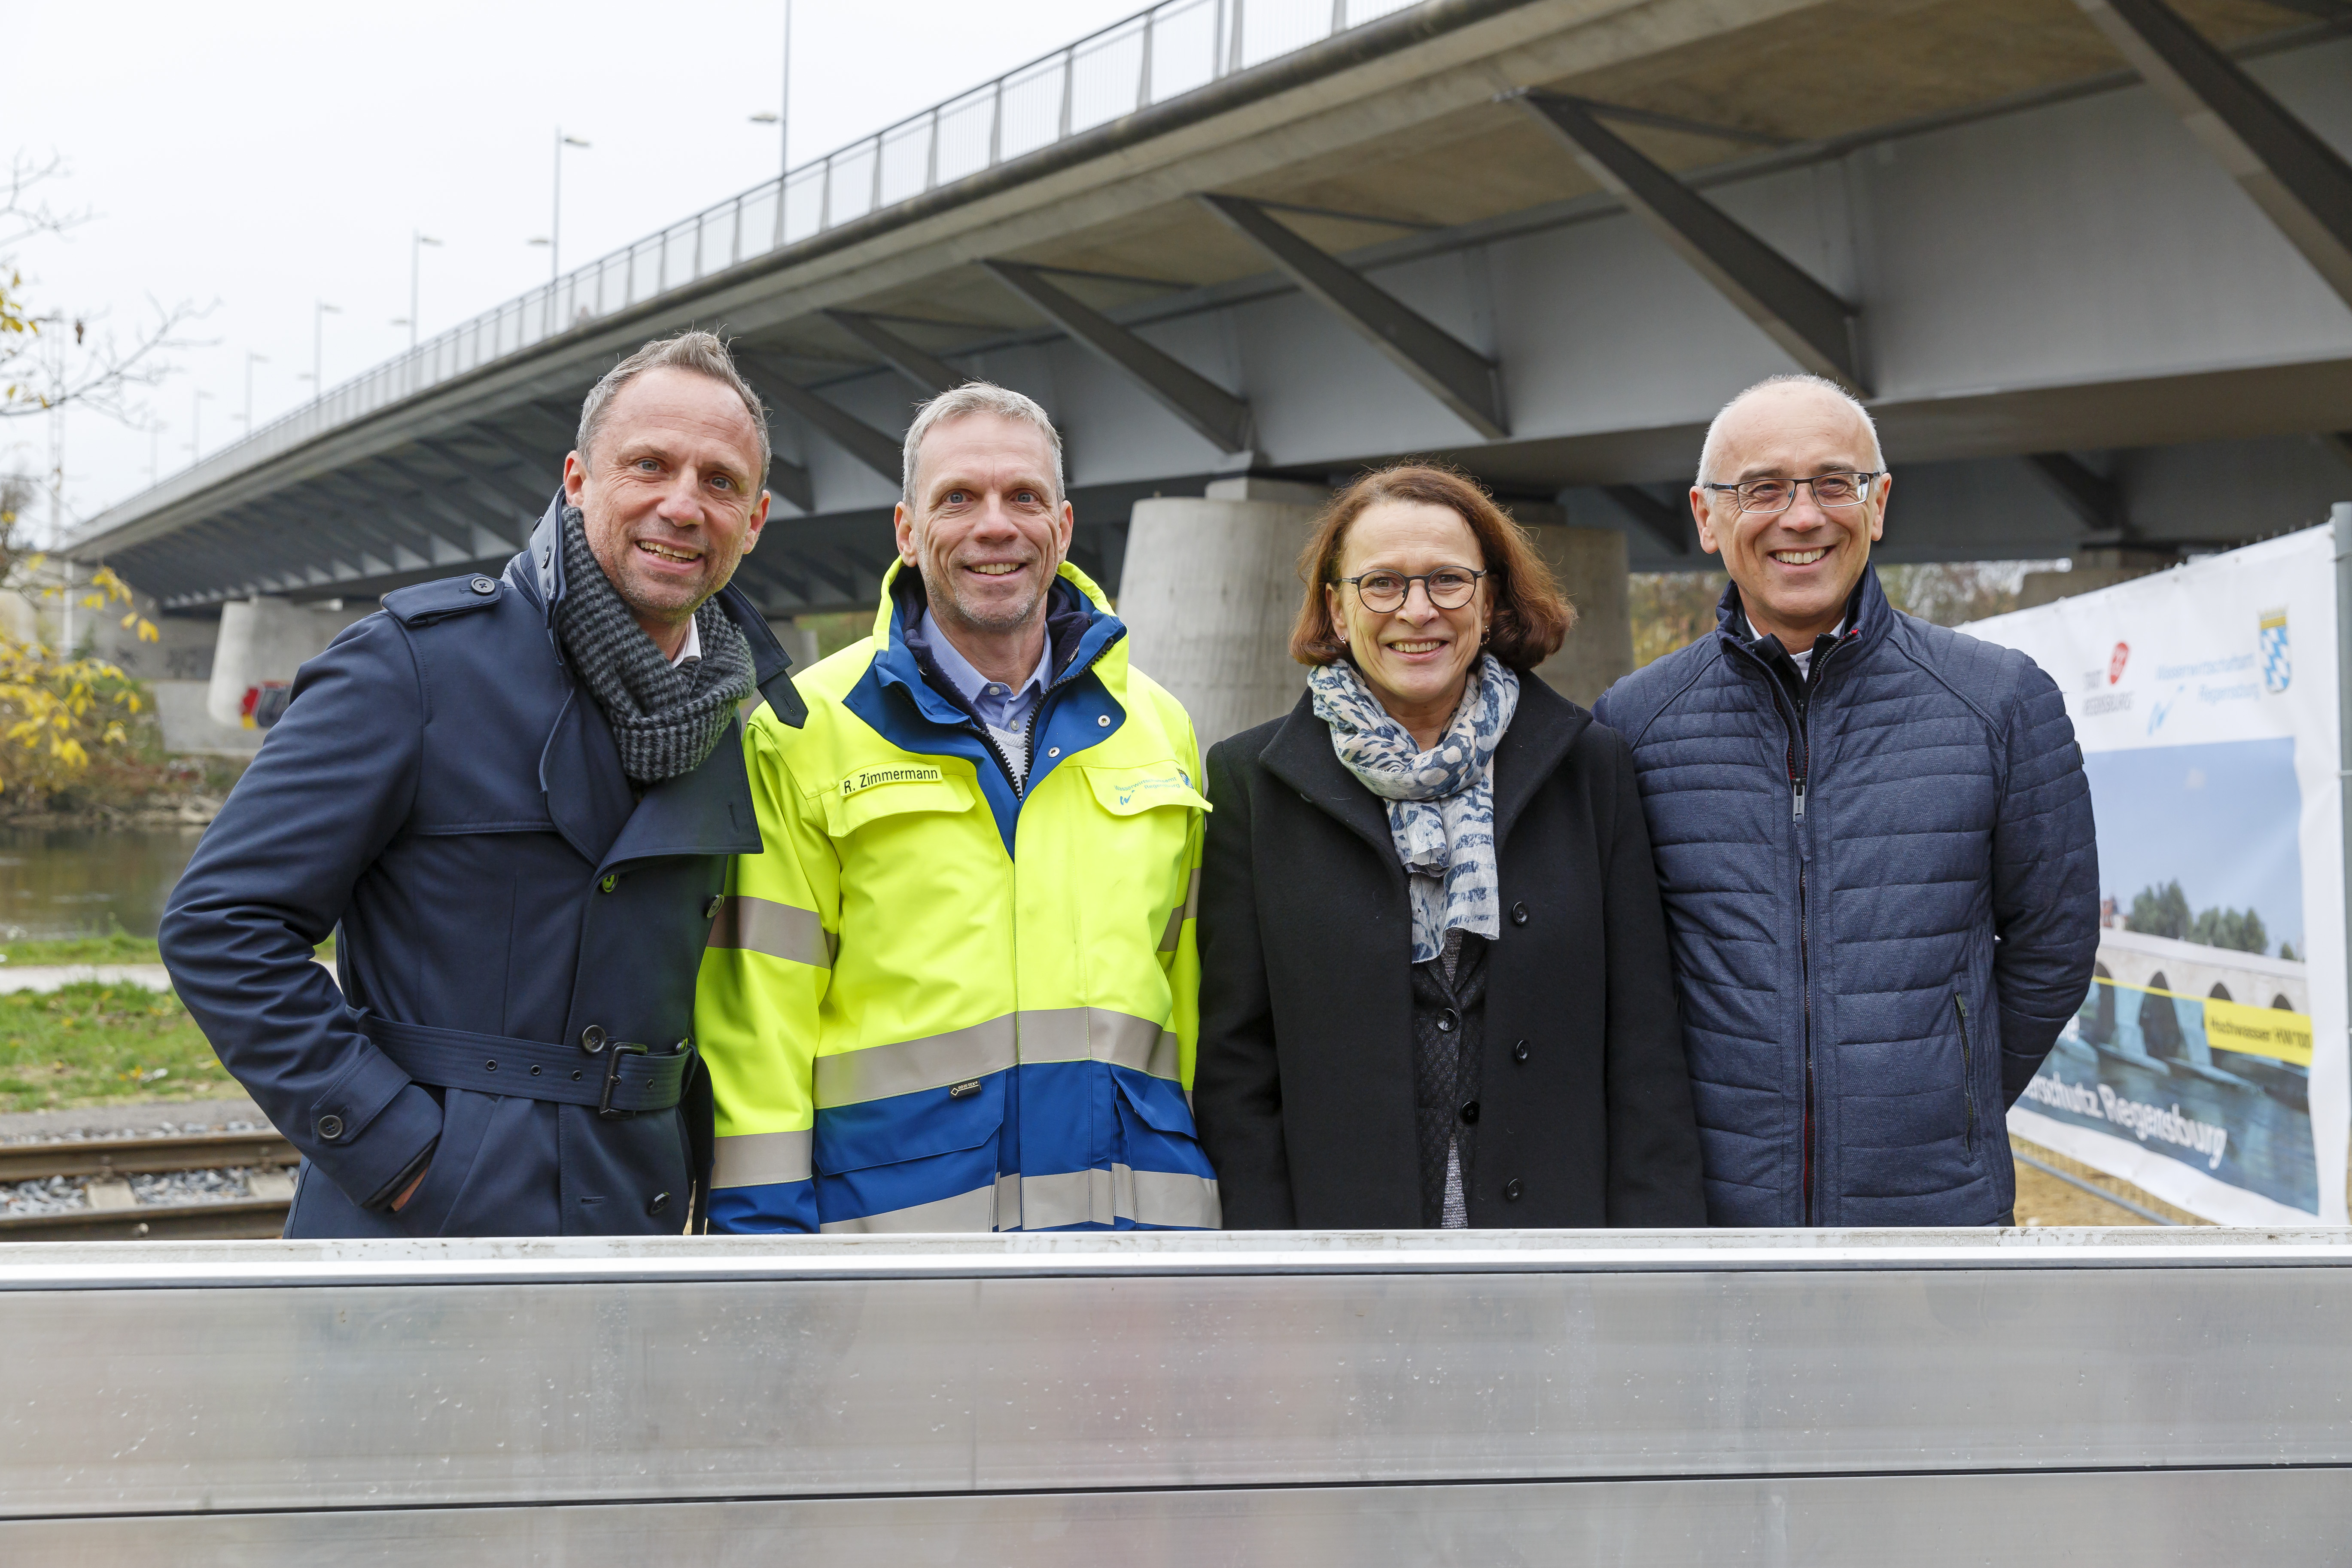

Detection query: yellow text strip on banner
(2203, 996), (2314, 1066)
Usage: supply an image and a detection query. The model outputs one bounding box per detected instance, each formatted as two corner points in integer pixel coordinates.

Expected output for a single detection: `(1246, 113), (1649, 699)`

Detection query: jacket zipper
(1955, 994), (1978, 1154)
(1756, 633), (1847, 1226)
(957, 635), (1118, 801)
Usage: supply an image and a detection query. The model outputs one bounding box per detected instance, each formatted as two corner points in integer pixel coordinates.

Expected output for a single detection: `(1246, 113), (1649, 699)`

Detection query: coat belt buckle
(598, 1041), (652, 1119)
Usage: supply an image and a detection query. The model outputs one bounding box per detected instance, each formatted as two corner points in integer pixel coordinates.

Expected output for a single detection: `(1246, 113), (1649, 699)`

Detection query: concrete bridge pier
(204, 597), (371, 729)
(1117, 483), (1637, 757)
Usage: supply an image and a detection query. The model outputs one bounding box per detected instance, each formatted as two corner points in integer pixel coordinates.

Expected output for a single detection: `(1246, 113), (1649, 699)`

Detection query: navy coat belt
(360, 1015), (691, 1116)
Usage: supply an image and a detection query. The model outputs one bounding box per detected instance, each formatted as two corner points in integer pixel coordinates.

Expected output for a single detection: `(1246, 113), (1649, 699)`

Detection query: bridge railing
(91, 0), (1420, 538)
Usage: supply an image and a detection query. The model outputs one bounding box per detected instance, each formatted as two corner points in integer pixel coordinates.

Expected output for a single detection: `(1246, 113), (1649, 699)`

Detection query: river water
(0, 827), (205, 941)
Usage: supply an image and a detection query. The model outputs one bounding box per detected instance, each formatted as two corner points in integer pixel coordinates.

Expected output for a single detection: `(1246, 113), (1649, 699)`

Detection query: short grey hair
(901, 381), (1064, 514)
(1695, 373), (1883, 487)
(577, 330), (771, 487)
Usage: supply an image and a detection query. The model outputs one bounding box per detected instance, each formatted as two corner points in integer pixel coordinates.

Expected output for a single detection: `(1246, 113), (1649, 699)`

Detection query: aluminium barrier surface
(3, 1228), (2349, 1563)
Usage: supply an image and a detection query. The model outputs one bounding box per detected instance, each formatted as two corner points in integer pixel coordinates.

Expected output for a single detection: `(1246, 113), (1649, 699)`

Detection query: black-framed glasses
(1336, 566), (1487, 612)
(1702, 471), (1883, 515)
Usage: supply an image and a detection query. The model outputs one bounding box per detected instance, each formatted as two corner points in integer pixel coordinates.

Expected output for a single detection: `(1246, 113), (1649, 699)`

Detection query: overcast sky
(7, 0), (1139, 537)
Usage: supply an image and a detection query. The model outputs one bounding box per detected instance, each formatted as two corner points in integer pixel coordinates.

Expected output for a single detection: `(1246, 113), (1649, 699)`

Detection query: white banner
(1962, 525), (2346, 1226)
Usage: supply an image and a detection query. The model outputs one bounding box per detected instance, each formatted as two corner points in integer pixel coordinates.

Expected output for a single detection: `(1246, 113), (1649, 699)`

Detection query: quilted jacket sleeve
(1989, 654), (2100, 1105)
(1597, 725), (1710, 1225)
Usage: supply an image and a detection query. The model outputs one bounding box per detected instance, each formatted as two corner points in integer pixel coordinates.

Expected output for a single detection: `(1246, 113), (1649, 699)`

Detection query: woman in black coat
(1194, 463), (1706, 1230)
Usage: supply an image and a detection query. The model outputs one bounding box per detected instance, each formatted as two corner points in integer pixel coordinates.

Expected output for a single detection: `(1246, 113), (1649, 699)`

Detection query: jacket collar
(1257, 670), (1592, 868)
(518, 490), (805, 726)
(870, 557), (1126, 725)
(1714, 561), (1894, 672)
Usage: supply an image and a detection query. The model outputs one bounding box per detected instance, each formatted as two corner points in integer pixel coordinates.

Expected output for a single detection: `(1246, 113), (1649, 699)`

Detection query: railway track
(0, 1129), (295, 1242)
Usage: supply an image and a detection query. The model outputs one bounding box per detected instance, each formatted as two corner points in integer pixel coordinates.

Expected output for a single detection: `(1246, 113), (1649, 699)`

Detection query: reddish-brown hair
(1288, 463), (1573, 671)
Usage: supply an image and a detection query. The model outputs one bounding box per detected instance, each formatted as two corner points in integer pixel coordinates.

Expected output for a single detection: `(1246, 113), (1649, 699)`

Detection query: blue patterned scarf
(1308, 653), (1520, 964)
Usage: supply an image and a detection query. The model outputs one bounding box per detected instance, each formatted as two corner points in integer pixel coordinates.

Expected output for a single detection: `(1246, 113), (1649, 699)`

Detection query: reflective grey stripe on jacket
(707, 894), (833, 967)
(813, 1008), (1180, 1109)
(1159, 867), (1202, 953)
(816, 1167), (1220, 1232)
(709, 1128), (813, 1189)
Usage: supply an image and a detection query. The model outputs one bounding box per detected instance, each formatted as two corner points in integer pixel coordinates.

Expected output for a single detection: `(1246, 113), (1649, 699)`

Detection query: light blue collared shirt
(920, 609), (1052, 782)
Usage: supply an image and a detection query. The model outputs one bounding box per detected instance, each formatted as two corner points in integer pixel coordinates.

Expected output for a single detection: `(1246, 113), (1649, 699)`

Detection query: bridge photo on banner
(1964, 510), (2352, 1226)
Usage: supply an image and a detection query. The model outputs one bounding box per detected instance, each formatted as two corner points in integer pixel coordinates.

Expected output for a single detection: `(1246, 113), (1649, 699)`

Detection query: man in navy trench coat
(161, 331), (804, 1237)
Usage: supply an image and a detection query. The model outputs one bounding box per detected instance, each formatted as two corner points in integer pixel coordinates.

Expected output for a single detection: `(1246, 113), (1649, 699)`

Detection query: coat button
(315, 1114), (344, 1141)
(1459, 1100), (1481, 1126)
(704, 895), (724, 920)
(580, 1025), (608, 1054)
(1434, 1008), (1458, 1034)
(1503, 1178), (1524, 1202)
(1510, 901), (1529, 926)
(647, 1191), (671, 1217)
(469, 575), (498, 595)
(1512, 1039), (1530, 1063)
(599, 874), (618, 893)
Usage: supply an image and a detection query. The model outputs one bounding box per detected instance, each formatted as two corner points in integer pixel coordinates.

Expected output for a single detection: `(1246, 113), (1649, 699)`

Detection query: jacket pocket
(1112, 1072), (1210, 1170)
(820, 769), (975, 837)
(1082, 762), (1211, 817)
(1111, 1073), (1220, 1228)
(813, 1072), (1006, 1173)
(1954, 993), (1979, 1158)
(813, 1074), (1006, 1230)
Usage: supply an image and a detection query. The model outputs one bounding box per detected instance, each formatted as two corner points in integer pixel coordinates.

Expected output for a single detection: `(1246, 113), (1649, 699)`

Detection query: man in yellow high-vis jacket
(693, 382), (1219, 1232)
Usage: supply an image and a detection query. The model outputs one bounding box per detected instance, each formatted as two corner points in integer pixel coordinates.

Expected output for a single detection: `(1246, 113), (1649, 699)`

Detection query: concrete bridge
(61, 0), (2352, 745)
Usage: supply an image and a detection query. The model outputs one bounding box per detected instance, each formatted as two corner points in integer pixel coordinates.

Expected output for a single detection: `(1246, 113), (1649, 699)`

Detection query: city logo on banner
(2260, 609), (2291, 694)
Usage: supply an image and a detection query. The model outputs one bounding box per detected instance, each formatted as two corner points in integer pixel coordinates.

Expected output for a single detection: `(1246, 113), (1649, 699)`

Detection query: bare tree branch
(0, 151), (208, 427)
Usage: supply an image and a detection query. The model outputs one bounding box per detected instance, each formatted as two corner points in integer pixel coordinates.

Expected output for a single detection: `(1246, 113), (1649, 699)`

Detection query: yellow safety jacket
(694, 561), (1219, 1231)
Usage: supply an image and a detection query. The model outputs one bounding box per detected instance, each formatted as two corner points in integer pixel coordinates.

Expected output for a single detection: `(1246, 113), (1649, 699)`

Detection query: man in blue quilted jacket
(1594, 374), (2097, 1227)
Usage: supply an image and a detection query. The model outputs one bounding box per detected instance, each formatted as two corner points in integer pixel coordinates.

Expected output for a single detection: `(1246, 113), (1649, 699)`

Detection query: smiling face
(1324, 499), (1491, 748)
(895, 411), (1073, 644)
(563, 367), (769, 651)
(1690, 382), (1889, 648)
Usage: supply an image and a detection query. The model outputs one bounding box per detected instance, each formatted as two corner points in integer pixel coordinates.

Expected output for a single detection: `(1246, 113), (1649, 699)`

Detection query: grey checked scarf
(553, 507), (755, 785)
(1309, 652), (1519, 964)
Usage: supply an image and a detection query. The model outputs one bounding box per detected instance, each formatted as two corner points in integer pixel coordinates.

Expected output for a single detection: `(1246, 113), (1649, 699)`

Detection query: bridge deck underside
(78, 0), (2352, 612)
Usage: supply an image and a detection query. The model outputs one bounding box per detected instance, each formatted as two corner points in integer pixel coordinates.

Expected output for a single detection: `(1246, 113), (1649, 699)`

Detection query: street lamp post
(751, 2), (792, 190)
(243, 351), (268, 432)
(408, 231), (442, 350)
(313, 301), (341, 406)
(191, 387), (213, 457)
(551, 129), (590, 281)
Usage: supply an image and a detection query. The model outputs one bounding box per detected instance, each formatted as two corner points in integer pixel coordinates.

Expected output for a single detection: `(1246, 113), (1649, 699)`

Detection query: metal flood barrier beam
(3, 1228), (2349, 1564)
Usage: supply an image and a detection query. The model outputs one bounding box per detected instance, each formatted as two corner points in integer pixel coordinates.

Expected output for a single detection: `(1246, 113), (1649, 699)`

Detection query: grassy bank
(0, 982), (236, 1111)
(0, 932), (335, 1111)
(0, 931), (335, 968)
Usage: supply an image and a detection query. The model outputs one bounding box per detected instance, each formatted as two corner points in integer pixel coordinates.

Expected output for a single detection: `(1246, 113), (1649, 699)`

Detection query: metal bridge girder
(1518, 91), (1871, 396)
(369, 454), (527, 557)
(262, 485), (426, 577)
(418, 438), (559, 520)
(2025, 451), (2128, 536)
(469, 425), (567, 508)
(981, 260), (1255, 455)
(823, 311), (971, 397)
(1197, 193), (1508, 441)
(2076, 0), (2352, 310)
(736, 353), (905, 488)
(1603, 484), (1696, 556)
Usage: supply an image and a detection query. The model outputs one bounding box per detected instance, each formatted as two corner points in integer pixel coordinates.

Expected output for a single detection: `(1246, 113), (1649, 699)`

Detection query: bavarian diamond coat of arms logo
(2260, 608), (2291, 694)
